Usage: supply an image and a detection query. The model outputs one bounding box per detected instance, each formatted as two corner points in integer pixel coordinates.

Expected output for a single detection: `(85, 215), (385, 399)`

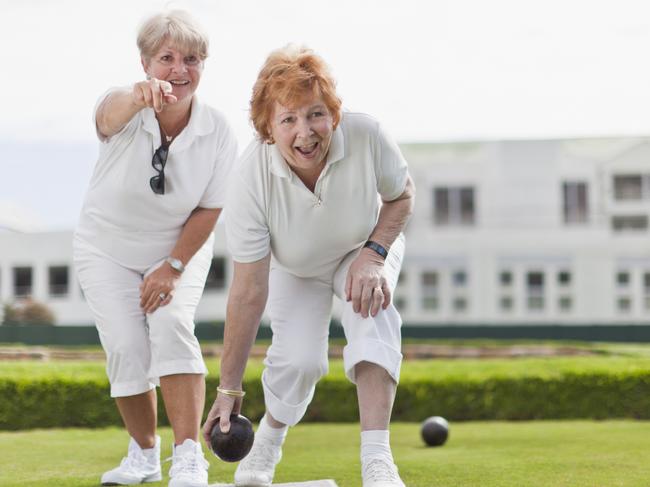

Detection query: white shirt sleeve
(198, 121), (238, 209)
(373, 122), (409, 201)
(225, 158), (271, 263)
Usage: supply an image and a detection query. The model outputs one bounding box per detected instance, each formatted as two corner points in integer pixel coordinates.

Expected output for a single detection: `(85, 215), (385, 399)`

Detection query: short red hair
(250, 45), (342, 143)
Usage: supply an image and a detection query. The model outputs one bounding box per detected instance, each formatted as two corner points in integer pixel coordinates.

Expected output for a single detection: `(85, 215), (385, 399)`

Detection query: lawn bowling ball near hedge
(421, 416), (449, 446)
(210, 414), (255, 462)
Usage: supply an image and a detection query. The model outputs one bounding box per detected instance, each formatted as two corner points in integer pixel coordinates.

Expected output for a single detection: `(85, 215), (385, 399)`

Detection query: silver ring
(373, 287), (382, 293)
(159, 292), (166, 301)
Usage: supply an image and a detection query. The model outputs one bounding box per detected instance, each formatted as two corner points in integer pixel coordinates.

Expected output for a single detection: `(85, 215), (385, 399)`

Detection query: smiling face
(142, 39), (203, 103)
(269, 96), (334, 177)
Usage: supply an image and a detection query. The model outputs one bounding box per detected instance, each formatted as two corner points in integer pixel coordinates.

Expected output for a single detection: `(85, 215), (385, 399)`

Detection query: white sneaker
(101, 436), (162, 485)
(362, 457), (406, 487)
(234, 435), (283, 487)
(168, 439), (209, 487)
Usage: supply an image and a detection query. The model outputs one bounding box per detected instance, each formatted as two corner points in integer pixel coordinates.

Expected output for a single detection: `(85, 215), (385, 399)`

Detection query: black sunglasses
(150, 145), (169, 195)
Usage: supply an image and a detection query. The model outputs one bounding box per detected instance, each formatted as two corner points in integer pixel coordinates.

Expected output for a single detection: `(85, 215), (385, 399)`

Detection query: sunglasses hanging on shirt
(150, 145), (169, 195)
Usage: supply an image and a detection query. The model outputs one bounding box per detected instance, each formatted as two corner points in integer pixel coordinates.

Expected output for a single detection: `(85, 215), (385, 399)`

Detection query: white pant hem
(261, 369), (316, 427)
(153, 359), (208, 380)
(343, 338), (403, 385)
(110, 381), (156, 398)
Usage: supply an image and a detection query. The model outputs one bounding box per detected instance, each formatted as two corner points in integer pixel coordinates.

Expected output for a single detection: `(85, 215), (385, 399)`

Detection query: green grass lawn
(1, 421), (650, 486)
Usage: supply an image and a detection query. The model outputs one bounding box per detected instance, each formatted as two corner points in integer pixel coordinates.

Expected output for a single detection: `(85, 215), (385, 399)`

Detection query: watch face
(167, 257), (184, 272)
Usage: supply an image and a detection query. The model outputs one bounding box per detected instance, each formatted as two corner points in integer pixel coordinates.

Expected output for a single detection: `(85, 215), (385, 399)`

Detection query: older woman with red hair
(203, 45), (415, 487)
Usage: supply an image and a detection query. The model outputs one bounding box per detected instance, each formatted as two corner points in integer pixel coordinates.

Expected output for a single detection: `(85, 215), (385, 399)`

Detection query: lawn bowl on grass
(421, 416), (449, 446)
(211, 481), (338, 487)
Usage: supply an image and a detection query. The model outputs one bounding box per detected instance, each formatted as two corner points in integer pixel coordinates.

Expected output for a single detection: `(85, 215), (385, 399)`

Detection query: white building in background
(0, 225), (230, 326)
(1, 136), (650, 326)
(394, 137), (650, 325)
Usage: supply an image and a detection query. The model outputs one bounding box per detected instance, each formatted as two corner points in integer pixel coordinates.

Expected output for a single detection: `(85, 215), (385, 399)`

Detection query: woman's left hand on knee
(345, 251), (391, 318)
(139, 265), (180, 314)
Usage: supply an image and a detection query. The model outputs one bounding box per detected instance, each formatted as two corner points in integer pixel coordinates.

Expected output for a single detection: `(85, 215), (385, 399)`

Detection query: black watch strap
(364, 240), (388, 259)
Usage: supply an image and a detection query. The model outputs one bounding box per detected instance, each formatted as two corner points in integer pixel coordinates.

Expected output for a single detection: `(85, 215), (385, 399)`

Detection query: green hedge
(2, 370), (650, 430)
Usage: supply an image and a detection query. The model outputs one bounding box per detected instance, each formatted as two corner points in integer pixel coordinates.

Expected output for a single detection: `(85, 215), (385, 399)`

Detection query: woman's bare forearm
(219, 256), (271, 390)
(368, 175), (416, 250)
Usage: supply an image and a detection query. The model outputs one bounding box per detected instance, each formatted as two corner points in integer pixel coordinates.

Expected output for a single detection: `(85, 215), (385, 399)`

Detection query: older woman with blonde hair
(73, 10), (236, 487)
(202, 45), (415, 487)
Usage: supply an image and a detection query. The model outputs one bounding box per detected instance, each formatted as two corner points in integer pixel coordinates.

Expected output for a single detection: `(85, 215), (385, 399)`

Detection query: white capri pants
(73, 236), (212, 398)
(262, 234), (405, 426)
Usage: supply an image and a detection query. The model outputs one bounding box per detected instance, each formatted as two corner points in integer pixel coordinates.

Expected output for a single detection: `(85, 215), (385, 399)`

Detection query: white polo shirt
(225, 111), (408, 278)
(75, 92), (237, 268)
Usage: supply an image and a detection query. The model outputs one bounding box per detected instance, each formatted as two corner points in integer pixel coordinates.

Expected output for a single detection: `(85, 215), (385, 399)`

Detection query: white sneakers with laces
(168, 439), (210, 487)
(234, 435), (283, 487)
(101, 436), (162, 486)
(361, 457), (406, 487)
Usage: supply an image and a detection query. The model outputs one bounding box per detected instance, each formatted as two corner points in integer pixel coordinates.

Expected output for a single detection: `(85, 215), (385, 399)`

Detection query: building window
(526, 271), (544, 311)
(433, 186), (475, 226)
(452, 270), (467, 287)
(452, 297), (468, 312)
(13, 267), (32, 298)
(500, 296), (514, 312)
(421, 271), (439, 310)
(205, 257), (226, 290)
(558, 296), (572, 312)
(48, 266), (69, 297)
(562, 182), (589, 224)
(643, 272), (650, 311)
(613, 174), (650, 201)
(617, 296), (632, 313)
(499, 271), (513, 287)
(617, 271), (630, 287)
(558, 270), (571, 286)
(612, 215), (648, 232)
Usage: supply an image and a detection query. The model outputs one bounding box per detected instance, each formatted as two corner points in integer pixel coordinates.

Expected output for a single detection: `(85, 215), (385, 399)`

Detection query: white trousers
(73, 236), (212, 398)
(262, 234), (405, 426)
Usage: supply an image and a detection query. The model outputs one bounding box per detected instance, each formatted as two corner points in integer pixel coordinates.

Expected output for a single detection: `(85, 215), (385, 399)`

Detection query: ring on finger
(373, 286), (382, 293)
(159, 292), (166, 301)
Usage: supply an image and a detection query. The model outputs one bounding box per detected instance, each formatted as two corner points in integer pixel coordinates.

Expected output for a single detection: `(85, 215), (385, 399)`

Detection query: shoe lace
(166, 451), (209, 477)
(363, 458), (400, 482)
(242, 439), (281, 471)
(119, 449), (149, 472)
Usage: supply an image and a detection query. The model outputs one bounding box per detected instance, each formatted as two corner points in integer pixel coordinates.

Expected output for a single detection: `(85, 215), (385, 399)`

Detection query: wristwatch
(165, 256), (185, 273)
(364, 240), (389, 259)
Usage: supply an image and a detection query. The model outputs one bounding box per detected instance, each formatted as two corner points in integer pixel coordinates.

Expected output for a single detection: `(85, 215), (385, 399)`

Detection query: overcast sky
(2, 0), (650, 230)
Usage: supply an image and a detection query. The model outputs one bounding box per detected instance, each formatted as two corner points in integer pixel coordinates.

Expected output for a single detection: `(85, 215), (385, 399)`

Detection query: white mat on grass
(211, 481), (338, 487)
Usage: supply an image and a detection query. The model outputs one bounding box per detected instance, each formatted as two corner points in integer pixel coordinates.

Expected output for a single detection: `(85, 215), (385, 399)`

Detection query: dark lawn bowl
(210, 414), (255, 462)
(421, 416), (449, 447)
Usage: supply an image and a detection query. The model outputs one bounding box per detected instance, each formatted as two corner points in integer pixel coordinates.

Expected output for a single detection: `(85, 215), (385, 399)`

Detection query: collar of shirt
(269, 123), (345, 180)
(141, 96), (215, 152)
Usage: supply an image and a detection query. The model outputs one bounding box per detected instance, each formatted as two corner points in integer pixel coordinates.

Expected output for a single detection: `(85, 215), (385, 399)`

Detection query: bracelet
(363, 240), (388, 259)
(217, 386), (246, 397)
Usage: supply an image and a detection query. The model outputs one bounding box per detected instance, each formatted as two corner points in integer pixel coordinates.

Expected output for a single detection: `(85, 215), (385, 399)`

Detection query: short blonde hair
(250, 45), (342, 143)
(137, 10), (209, 61)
